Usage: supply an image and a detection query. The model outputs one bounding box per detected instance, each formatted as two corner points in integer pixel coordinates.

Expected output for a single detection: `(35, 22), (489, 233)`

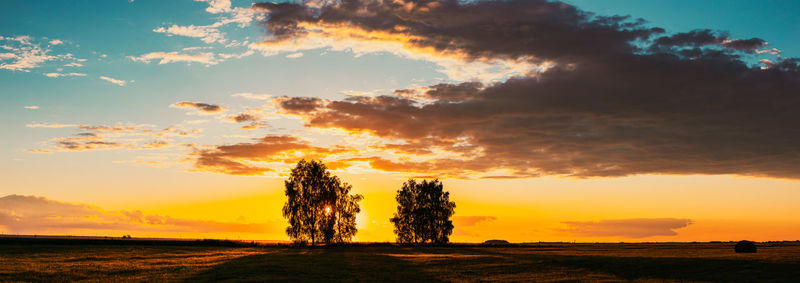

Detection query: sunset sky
(2, 0), (800, 243)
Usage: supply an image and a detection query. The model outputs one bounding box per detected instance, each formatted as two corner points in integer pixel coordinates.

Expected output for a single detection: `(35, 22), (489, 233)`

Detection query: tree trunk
(311, 214), (316, 245)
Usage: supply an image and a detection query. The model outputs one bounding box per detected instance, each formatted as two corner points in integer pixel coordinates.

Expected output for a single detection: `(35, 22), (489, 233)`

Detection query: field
(2, 239), (800, 282)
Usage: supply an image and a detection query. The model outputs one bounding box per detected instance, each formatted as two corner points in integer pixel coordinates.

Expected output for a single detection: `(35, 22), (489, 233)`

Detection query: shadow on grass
(536, 254), (800, 282)
(188, 246), (800, 282)
(461, 247), (800, 282)
(186, 248), (442, 282)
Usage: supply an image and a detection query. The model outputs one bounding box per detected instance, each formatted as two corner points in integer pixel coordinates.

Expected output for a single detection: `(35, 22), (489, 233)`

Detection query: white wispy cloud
(23, 106), (40, 110)
(26, 123), (76, 128)
(28, 122), (202, 154)
(285, 52), (303, 59)
(218, 50), (254, 59)
(153, 24), (225, 44)
(44, 72), (86, 78)
(195, 0), (231, 14)
(232, 93), (273, 100)
(0, 35), (81, 72)
(152, 0), (260, 44)
(128, 51), (218, 65)
(99, 76), (129, 86)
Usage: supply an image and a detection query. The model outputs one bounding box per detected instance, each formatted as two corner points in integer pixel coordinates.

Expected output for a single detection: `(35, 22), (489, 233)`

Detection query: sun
(324, 206), (331, 216)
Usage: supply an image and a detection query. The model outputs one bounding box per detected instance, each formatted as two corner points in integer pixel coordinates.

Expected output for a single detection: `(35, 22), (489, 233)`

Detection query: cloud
(453, 216), (497, 237)
(44, 72), (86, 78)
(26, 123), (76, 128)
(649, 29), (777, 54)
(232, 93), (272, 100)
(256, 0), (800, 179)
(23, 106), (39, 110)
(77, 125), (140, 132)
(149, 0), (260, 47)
(228, 113), (261, 123)
(171, 101), (226, 114)
(99, 76), (129, 86)
(285, 52), (303, 58)
(28, 123), (200, 153)
(195, 0), (231, 14)
(560, 218), (693, 238)
(240, 121), (267, 130)
(55, 140), (129, 151)
(153, 24), (225, 44)
(191, 135), (353, 175)
(129, 51), (218, 65)
(0, 195), (274, 235)
(141, 141), (170, 149)
(48, 39), (63, 45)
(255, 1), (781, 63)
(0, 35), (82, 72)
(454, 216), (497, 227)
(249, 1), (566, 82)
(275, 96), (326, 114)
(218, 50), (254, 59)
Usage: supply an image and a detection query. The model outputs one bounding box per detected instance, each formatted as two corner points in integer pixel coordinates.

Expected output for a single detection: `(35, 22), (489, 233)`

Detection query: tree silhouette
(283, 160), (363, 245)
(390, 179), (456, 244)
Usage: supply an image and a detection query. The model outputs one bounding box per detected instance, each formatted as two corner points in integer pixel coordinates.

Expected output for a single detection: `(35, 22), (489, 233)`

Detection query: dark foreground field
(1, 239), (799, 282)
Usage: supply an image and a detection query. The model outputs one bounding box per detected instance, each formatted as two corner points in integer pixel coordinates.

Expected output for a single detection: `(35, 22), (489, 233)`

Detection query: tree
(283, 160), (363, 245)
(390, 179), (456, 244)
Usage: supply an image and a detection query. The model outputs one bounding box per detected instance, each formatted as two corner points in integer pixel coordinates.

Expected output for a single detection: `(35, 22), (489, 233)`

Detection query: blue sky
(564, 0), (800, 58)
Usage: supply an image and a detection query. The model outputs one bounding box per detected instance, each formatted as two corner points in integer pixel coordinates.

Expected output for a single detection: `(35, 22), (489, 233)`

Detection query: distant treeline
(0, 236), (260, 247)
(5, 234), (797, 248)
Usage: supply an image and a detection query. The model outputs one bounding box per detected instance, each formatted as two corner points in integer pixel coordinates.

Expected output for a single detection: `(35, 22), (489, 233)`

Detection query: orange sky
(3, 168), (799, 242)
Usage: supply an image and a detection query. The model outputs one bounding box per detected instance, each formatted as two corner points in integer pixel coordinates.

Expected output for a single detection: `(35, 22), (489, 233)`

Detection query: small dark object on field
(735, 240), (757, 253)
(483, 239), (510, 245)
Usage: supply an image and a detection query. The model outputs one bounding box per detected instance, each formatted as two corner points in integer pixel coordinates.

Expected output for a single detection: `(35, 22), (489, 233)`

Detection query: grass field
(2, 239), (799, 282)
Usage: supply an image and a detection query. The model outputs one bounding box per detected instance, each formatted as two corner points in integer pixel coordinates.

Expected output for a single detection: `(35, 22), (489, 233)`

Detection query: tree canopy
(283, 160), (363, 245)
(390, 179), (456, 244)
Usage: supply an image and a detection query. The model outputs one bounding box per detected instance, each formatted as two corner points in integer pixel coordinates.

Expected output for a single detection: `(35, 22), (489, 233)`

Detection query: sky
(2, 0), (800, 243)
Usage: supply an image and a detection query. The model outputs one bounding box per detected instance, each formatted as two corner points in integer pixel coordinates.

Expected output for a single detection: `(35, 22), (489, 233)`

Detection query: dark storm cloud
(424, 82), (483, 102)
(722, 38), (768, 52)
(560, 218), (693, 238)
(252, 1), (800, 178)
(255, 0), (662, 62)
(248, 0), (800, 179)
(651, 29), (724, 48)
(288, 58), (800, 178)
(649, 29), (769, 53)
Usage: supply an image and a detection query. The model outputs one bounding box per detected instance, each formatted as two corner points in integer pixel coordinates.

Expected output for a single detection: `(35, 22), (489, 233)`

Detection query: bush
(734, 240), (757, 253)
(482, 239), (510, 245)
